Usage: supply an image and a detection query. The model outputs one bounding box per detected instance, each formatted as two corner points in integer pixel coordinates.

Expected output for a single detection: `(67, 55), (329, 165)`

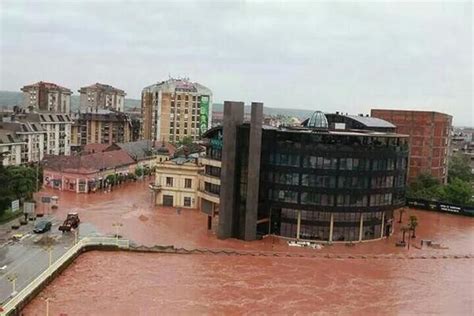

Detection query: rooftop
(79, 83), (126, 95)
(43, 149), (135, 174)
(21, 81), (72, 94)
(143, 78), (212, 95)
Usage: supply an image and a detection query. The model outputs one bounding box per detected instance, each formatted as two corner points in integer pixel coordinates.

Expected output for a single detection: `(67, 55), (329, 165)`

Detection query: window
(166, 177), (173, 187)
(184, 197), (191, 207)
(185, 178), (192, 188)
(270, 189), (298, 203)
(270, 153), (300, 167)
(300, 192), (334, 206)
(301, 175), (336, 188)
(371, 176), (394, 189)
(273, 172), (299, 185)
(370, 193), (392, 206)
(336, 194), (367, 207)
(338, 176), (368, 189)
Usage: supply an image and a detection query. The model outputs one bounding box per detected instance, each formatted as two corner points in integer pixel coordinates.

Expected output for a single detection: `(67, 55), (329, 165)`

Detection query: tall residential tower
(141, 78), (212, 142)
(78, 83), (126, 112)
(21, 81), (72, 113)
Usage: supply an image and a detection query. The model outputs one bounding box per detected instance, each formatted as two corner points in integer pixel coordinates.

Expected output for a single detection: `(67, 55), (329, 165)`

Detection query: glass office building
(206, 103), (409, 242)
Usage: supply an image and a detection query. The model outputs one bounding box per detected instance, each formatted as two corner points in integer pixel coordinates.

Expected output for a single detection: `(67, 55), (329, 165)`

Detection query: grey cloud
(0, 0), (472, 126)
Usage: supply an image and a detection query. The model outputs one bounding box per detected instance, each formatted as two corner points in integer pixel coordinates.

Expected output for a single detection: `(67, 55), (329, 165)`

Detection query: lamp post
(112, 222), (123, 245)
(7, 274), (17, 297)
(45, 297), (50, 316)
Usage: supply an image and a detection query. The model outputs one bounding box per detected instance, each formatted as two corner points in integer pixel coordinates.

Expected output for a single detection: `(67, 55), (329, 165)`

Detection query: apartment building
(198, 127), (222, 230)
(72, 110), (132, 146)
(371, 109), (452, 184)
(153, 156), (203, 208)
(0, 129), (25, 166)
(21, 81), (72, 113)
(78, 83), (126, 112)
(141, 78), (212, 142)
(0, 121), (46, 163)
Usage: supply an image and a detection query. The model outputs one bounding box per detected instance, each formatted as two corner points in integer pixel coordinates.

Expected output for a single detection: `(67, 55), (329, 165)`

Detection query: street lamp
(42, 245), (54, 267)
(112, 222), (123, 245)
(7, 274), (17, 297)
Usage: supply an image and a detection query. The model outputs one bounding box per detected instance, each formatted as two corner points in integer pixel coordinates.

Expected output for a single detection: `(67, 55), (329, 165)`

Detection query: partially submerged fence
(406, 198), (474, 217)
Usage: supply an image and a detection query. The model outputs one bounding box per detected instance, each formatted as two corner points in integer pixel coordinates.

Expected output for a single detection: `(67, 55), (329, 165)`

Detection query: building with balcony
(141, 78), (212, 142)
(0, 129), (25, 166)
(198, 128), (222, 230)
(153, 156), (203, 208)
(21, 81), (72, 113)
(78, 83), (126, 112)
(72, 110), (132, 146)
(371, 109), (452, 184)
(204, 102), (409, 242)
(0, 121), (46, 163)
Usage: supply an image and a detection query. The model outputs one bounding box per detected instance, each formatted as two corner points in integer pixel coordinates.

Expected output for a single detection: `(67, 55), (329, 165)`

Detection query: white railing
(0, 237), (129, 315)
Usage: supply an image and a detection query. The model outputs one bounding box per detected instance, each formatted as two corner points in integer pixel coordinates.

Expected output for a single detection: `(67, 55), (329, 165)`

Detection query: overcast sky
(0, 0), (472, 126)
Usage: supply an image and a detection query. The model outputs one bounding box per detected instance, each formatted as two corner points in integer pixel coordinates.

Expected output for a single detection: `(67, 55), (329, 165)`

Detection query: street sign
(11, 200), (19, 212)
(24, 202), (35, 214)
(41, 196), (51, 203)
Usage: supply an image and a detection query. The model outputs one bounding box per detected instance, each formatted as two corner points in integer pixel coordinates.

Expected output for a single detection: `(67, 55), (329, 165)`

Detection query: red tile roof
(22, 81), (72, 93)
(83, 143), (112, 154)
(43, 149), (135, 174)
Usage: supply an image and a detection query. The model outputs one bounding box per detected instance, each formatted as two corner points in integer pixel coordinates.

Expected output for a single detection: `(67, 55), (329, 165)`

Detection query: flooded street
(24, 252), (472, 315)
(22, 181), (474, 315)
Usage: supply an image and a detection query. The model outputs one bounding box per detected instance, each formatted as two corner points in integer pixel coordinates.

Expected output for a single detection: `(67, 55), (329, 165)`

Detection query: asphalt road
(0, 217), (98, 305)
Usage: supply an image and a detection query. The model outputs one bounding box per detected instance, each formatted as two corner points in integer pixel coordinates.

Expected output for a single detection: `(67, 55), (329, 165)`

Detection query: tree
(406, 173), (442, 200)
(448, 154), (473, 183)
(178, 136), (193, 147)
(135, 166), (143, 178)
(440, 178), (474, 205)
(408, 215), (418, 238)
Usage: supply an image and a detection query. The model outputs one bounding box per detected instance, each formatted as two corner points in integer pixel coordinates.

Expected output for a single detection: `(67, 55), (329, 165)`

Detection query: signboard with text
(11, 200), (19, 212)
(406, 198), (474, 217)
(199, 95), (210, 136)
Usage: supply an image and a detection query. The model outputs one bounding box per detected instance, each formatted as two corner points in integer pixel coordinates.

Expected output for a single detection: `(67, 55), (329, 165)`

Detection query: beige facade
(0, 130), (25, 166)
(154, 157), (203, 208)
(141, 78), (212, 142)
(197, 156), (221, 217)
(1, 121), (46, 163)
(74, 110), (132, 146)
(79, 83), (126, 112)
(21, 81), (72, 113)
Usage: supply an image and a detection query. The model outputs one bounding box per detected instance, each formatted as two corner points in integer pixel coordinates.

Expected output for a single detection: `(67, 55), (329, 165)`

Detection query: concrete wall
(217, 101), (244, 239)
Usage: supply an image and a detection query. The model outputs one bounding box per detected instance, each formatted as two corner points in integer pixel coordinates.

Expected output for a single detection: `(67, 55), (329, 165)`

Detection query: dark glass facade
(255, 129), (408, 242)
(205, 103), (409, 243)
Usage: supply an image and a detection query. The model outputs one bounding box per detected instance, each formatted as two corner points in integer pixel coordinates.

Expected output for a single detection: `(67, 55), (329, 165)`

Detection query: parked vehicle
(34, 221), (52, 233)
(59, 213), (80, 232)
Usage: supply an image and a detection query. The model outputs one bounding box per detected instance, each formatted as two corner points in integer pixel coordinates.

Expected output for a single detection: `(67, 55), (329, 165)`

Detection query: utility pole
(7, 274), (17, 296)
(112, 222), (123, 245)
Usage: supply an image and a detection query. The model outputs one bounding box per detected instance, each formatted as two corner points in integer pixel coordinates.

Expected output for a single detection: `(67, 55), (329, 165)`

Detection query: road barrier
(0, 237), (129, 316)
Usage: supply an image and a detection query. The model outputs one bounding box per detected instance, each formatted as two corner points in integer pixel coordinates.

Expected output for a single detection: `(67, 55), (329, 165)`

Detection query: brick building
(371, 109), (452, 184)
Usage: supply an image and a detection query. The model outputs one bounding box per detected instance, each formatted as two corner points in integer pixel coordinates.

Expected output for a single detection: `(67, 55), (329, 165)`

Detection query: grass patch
(0, 209), (23, 224)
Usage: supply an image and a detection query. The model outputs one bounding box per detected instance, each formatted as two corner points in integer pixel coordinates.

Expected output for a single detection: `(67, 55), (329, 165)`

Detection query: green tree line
(0, 163), (40, 214)
(407, 153), (474, 206)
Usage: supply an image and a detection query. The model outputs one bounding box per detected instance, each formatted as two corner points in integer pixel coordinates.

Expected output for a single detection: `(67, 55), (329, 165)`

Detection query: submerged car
(34, 220), (52, 233)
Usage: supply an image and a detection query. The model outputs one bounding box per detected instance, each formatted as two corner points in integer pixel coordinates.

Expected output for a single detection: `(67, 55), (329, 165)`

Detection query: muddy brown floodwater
(22, 181), (474, 315)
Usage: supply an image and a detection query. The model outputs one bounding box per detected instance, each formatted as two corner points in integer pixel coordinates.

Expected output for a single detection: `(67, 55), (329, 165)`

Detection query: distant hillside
(212, 103), (313, 119)
(0, 91), (140, 111)
(0, 91), (313, 119)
